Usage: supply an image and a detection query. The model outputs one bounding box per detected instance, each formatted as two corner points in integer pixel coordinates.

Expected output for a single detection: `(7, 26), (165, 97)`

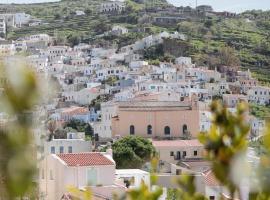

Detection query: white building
(129, 61), (148, 70)
(115, 169), (150, 189)
(0, 18), (6, 36)
(44, 132), (92, 155)
(175, 57), (192, 66)
(247, 86), (270, 105)
(249, 117), (265, 138)
(100, 1), (126, 13)
(111, 25), (128, 35)
(95, 66), (127, 81)
(222, 94), (248, 108)
(93, 101), (118, 139)
(200, 111), (212, 132)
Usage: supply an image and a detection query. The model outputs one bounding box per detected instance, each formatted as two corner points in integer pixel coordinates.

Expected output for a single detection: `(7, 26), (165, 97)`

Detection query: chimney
(106, 148), (113, 158)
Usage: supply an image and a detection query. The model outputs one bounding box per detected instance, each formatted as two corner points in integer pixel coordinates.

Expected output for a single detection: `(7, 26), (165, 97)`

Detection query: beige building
(39, 152), (115, 200)
(112, 101), (200, 139)
(152, 140), (204, 164)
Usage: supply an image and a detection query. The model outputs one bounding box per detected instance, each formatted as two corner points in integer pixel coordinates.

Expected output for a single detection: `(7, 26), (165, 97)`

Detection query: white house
(0, 18), (6, 36)
(200, 111), (212, 132)
(249, 117), (265, 138)
(129, 61), (148, 70)
(44, 132), (92, 155)
(175, 57), (192, 66)
(222, 94), (248, 108)
(247, 86), (270, 105)
(111, 25), (128, 35)
(93, 101), (118, 139)
(100, 1), (126, 13)
(75, 10), (86, 16)
(115, 169), (150, 189)
(185, 67), (221, 82)
(95, 66), (127, 81)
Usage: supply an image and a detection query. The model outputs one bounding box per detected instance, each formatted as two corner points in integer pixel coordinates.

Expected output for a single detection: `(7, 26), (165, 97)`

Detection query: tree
(65, 119), (86, 132)
(218, 46), (240, 67)
(46, 119), (57, 141)
(112, 136), (155, 169)
(67, 34), (80, 47)
(54, 128), (67, 139)
(85, 123), (93, 137)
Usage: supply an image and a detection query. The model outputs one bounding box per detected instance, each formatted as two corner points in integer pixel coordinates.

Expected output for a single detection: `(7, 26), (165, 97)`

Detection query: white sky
(2, 0), (270, 13)
(168, 0), (270, 13)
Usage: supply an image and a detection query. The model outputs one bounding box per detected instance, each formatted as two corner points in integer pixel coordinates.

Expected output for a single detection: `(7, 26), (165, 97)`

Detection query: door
(176, 151), (181, 160)
(87, 168), (97, 186)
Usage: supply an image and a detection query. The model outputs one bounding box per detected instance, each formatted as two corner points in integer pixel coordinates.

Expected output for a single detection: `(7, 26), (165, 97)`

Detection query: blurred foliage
(0, 60), (39, 199)
(199, 101), (250, 196)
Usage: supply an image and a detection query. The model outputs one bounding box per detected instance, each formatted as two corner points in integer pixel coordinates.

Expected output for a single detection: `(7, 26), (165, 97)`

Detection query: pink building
(39, 152), (115, 200)
(112, 101), (200, 139)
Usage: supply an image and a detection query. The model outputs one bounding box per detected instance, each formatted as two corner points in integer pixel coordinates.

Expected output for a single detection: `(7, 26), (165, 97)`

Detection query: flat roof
(116, 169), (149, 175)
(152, 139), (203, 147)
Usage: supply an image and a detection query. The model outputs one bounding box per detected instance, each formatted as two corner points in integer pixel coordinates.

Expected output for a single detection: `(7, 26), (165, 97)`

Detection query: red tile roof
(203, 169), (220, 187)
(57, 152), (114, 166)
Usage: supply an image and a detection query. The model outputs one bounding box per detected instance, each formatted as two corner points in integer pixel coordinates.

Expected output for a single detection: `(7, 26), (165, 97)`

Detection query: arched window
(147, 125), (152, 135)
(164, 126), (170, 135)
(130, 125), (135, 135)
(183, 124), (188, 134)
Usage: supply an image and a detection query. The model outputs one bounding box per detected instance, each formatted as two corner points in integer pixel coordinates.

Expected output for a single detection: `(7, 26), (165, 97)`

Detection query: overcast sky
(168, 0), (270, 13)
(2, 0), (270, 13)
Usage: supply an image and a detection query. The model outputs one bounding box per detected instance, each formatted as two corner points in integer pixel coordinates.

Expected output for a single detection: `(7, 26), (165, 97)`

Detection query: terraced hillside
(1, 1), (269, 83)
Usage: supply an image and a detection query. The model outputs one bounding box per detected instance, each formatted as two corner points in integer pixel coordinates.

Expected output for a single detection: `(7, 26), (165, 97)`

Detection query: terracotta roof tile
(203, 169), (220, 187)
(57, 152), (114, 166)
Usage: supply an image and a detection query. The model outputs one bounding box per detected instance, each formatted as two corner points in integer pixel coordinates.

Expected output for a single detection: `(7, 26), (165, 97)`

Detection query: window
(147, 125), (152, 135)
(60, 146), (64, 154)
(51, 146), (55, 154)
(194, 151), (198, 156)
(183, 151), (186, 157)
(170, 151), (174, 156)
(130, 125), (135, 135)
(50, 170), (54, 180)
(209, 196), (215, 200)
(164, 126), (170, 135)
(68, 146), (72, 153)
(182, 124), (188, 134)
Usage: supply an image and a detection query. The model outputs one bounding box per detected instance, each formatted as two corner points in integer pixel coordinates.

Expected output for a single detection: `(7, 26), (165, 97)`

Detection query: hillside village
(0, 0), (269, 200)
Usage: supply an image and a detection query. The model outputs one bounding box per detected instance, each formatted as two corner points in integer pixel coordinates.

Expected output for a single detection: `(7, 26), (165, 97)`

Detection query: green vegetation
(178, 15), (270, 81)
(112, 136), (155, 169)
(3, 1), (270, 82)
(65, 119), (93, 136)
(250, 103), (270, 119)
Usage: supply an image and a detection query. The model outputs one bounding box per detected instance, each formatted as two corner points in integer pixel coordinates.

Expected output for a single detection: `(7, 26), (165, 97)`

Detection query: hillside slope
(1, 1), (269, 83)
